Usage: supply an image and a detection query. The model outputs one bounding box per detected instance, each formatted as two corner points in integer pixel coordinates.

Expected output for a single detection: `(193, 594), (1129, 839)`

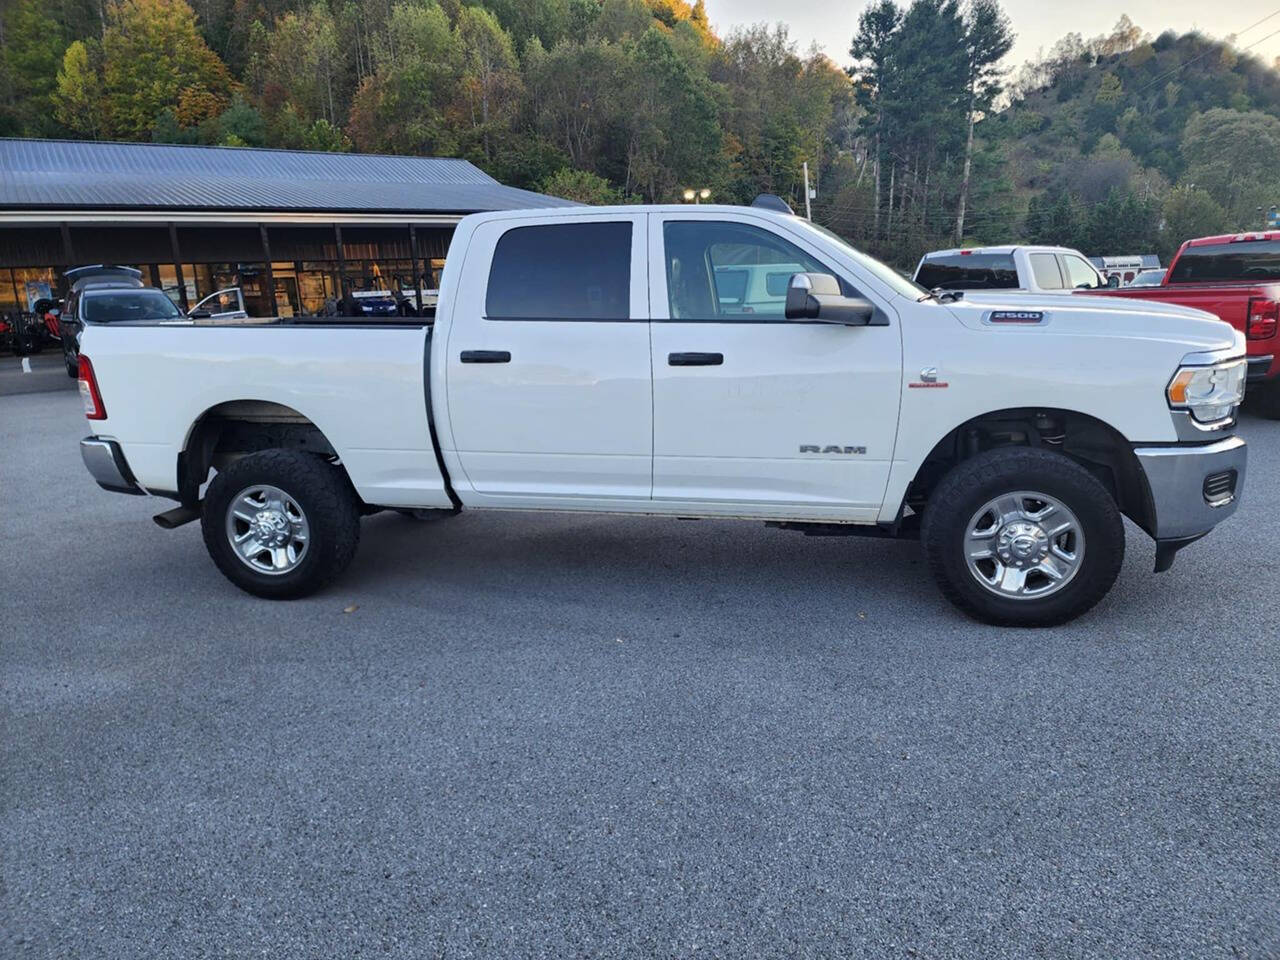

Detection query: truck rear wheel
(920, 448), (1125, 627)
(201, 450), (360, 599)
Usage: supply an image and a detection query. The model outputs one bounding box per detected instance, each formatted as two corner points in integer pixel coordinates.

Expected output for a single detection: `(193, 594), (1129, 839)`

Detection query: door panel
(444, 214), (652, 501)
(649, 214), (901, 519)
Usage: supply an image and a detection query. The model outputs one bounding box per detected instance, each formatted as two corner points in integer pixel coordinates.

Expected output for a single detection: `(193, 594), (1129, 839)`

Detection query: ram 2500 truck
(1088, 231), (1280, 419)
(76, 202), (1248, 627)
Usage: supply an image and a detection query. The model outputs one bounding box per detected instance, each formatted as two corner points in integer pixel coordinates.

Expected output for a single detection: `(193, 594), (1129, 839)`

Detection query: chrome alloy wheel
(224, 484), (310, 575)
(964, 491), (1085, 600)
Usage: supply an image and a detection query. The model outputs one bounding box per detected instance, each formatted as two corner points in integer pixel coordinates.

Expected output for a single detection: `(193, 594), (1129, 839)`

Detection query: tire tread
(200, 449), (360, 599)
(920, 447), (1125, 627)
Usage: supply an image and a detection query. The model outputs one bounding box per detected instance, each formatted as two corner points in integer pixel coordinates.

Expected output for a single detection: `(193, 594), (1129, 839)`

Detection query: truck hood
(942, 291), (1240, 354)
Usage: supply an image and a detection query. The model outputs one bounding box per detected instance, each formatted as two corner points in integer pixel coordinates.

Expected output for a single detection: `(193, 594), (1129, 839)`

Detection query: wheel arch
(903, 406), (1155, 536)
(178, 399), (342, 506)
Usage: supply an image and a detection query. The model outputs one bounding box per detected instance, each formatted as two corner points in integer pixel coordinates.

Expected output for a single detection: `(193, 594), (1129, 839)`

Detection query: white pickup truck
(914, 245), (1111, 294)
(76, 201), (1248, 626)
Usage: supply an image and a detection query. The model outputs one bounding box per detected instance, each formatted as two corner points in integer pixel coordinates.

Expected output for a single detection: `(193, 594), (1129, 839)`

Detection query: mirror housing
(1106, 274), (1121, 288)
(784, 273), (880, 326)
(188, 308), (212, 320)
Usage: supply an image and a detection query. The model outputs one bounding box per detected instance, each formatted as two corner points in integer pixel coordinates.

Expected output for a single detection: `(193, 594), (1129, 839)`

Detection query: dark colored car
(59, 265), (182, 376)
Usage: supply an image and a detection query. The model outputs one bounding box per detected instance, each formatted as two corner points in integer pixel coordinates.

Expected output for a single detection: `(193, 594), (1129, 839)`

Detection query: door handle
(668, 352), (723, 366)
(460, 350), (511, 363)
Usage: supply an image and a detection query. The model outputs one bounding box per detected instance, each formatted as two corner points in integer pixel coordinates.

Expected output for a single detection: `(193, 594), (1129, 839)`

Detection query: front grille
(1203, 470), (1237, 506)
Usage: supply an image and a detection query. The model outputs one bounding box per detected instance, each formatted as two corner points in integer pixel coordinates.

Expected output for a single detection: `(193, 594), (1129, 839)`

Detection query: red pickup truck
(1088, 231), (1280, 418)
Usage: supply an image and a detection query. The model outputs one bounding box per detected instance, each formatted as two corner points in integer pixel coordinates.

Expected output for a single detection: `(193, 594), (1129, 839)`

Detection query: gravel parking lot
(2, 389), (1278, 959)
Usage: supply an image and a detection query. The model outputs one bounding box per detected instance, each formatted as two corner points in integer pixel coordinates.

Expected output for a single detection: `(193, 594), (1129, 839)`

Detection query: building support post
(334, 223), (347, 312)
(408, 223), (424, 315)
(59, 222), (76, 266)
(168, 223), (189, 313)
(259, 223), (278, 317)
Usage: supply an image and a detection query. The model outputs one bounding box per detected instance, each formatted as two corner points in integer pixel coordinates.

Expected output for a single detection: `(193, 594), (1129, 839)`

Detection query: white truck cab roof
(914, 244), (1108, 294)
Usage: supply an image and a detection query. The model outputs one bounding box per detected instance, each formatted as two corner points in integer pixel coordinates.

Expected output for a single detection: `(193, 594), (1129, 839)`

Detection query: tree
(849, 0), (901, 237)
(455, 5), (521, 162)
(260, 3), (342, 128)
(539, 167), (624, 203)
(1181, 108), (1280, 221)
(98, 0), (237, 138)
(954, 0), (1012, 240)
(622, 26), (722, 201)
(0, 0), (69, 136)
(54, 41), (103, 138)
(1161, 185), (1228, 257)
(348, 1), (460, 155)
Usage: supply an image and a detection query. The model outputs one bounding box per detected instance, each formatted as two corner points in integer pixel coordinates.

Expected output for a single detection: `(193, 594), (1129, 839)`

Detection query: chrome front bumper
(1135, 435), (1246, 569)
(81, 437), (144, 495)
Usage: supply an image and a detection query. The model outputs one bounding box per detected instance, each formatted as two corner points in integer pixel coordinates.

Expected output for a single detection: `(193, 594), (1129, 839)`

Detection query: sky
(701, 0), (1280, 72)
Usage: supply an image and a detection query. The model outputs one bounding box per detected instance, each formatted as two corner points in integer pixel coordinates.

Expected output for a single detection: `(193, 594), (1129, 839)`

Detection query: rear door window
(1168, 240), (1280, 283)
(1061, 255), (1104, 290)
(914, 254), (1018, 290)
(486, 221), (631, 320)
(1028, 253), (1064, 290)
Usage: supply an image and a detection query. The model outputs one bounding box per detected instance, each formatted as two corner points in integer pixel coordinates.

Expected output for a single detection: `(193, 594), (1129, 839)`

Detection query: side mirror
(1106, 274), (1121, 288)
(784, 273), (878, 326)
(188, 308), (212, 320)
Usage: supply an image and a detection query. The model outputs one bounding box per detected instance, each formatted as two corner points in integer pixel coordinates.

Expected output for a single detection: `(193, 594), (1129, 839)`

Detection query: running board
(153, 505), (201, 529)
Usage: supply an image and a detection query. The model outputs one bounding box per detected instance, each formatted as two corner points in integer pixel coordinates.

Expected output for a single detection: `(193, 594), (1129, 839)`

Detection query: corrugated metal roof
(0, 138), (574, 214)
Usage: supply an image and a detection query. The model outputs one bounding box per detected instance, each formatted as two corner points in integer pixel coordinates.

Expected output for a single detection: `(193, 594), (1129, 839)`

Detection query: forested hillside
(1, 0), (1278, 267)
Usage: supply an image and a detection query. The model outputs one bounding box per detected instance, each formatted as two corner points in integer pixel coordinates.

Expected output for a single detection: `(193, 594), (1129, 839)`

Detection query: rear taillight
(1247, 298), (1279, 340)
(78, 355), (106, 420)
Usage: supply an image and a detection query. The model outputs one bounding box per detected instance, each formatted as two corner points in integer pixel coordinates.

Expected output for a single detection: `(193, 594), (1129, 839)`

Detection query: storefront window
(14, 266), (59, 310)
(0, 268), (21, 313)
(156, 263), (198, 308)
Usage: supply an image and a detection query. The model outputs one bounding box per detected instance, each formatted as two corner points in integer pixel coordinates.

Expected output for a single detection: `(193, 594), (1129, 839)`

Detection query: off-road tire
(201, 450), (360, 599)
(920, 447), (1125, 627)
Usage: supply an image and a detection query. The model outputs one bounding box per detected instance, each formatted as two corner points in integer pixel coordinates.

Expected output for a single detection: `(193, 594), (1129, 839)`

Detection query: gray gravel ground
(2, 390), (1278, 959)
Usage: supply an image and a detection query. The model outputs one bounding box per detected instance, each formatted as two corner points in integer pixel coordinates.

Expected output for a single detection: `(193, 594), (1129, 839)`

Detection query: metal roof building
(0, 138), (570, 317)
(0, 138), (572, 217)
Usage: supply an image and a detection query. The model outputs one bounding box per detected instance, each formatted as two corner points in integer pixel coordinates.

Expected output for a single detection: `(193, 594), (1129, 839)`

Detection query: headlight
(1167, 359), (1246, 423)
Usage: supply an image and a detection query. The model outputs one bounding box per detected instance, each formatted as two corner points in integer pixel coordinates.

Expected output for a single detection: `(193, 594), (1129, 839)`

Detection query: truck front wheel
(201, 450), (361, 599)
(920, 448), (1125, 627)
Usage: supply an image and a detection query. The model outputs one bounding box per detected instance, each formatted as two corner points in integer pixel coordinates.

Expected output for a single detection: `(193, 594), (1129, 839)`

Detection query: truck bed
(80, 321), (453, 509)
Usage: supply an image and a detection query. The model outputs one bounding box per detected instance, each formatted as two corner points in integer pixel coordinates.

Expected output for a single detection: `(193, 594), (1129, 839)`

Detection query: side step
(153, 504), (201, 529)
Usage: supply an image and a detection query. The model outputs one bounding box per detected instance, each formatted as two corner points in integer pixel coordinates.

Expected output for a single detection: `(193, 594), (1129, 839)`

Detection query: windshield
(1128, 270), (1165, 286)
(82, 289), (183, 322)
(795, 220), (931, 299)
(1169, 240), (1280, 283)
(915, 253), (1019, 291)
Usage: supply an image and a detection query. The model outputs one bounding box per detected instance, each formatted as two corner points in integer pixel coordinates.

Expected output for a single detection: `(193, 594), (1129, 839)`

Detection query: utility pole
(802, 162), (813, 221)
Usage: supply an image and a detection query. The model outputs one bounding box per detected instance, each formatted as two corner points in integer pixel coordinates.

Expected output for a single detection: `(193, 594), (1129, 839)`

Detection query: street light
(683, 187), (711, 204)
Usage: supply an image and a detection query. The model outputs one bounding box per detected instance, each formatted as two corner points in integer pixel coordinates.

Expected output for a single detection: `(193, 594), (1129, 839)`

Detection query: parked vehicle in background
(1127, 268), (1166, 287)
(59, 266), (186, 376)
(75, 200), (1248, 627)
(347, 289), (401, 317)
(188, 287), (249, 321)
(1088, 232), (1280, 418)
(914, 245), (1109, 295)
(1088, 255), (1161, 287)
